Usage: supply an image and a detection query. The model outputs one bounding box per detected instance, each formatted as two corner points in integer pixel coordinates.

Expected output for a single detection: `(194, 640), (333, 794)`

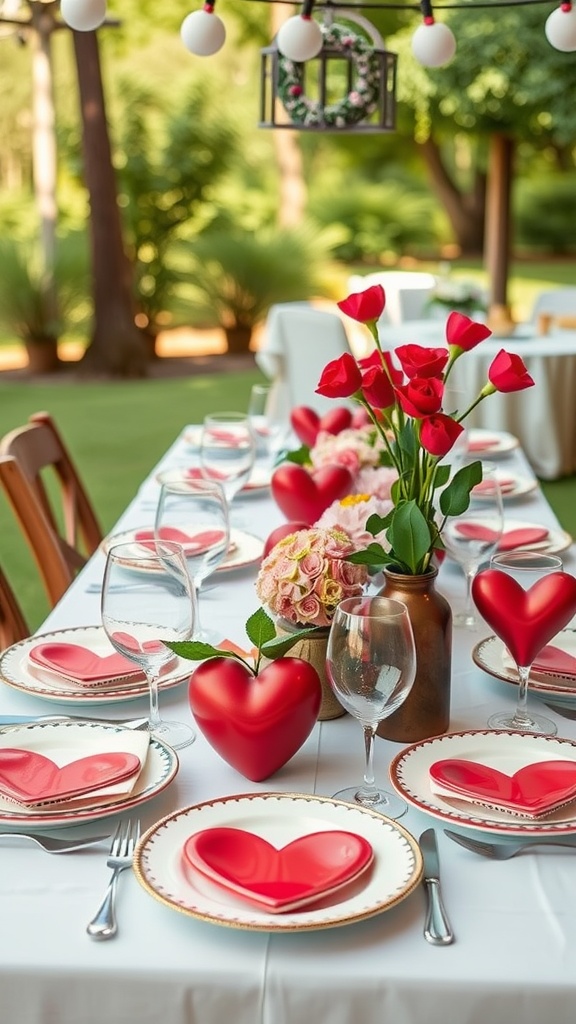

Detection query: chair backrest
(0, 411), (103, 606)
(529, 288), (576, 329)
(347, 271), (438, 326)
(261, 305), (354, 416)
(0, 565), (29, 650)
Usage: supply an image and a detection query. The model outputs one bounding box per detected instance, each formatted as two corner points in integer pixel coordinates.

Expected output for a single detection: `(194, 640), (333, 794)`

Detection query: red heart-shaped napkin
(456, 524), (549, 550)
(134, 527), (227, 556)
(467, 436), (501, 452)
(28, 643), (144, 684)
(183, 467), (227, 482)
(473, 477), (515, 495)
(429, 758), (576, 817)
(290, 406), (353, 447)
(271, 464), (353, 524)
(472, 570), (576, 667)
(531, 644), (576, 677)
(182, 827), (373, 912)
(0, 749), (141, 805)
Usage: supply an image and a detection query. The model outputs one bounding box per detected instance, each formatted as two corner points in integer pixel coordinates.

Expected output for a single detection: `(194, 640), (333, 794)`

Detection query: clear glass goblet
(247, 384), (289, 472)
(154, 476), (230, 644)
(199, 411), (256, 514)
(101, 539), (196, 750)
(326, 595), (417, 819)
(484, 551), (563, 736)
(440, 462), (504, 629)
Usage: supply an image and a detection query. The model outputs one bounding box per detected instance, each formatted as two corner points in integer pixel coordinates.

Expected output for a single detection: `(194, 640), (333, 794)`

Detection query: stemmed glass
(101, 539), (196, 750)
(440, 463), (504, 629)
(475, 551), (563, 736)
(199, 412), (256, 515)
(326, 595), (417, 819)
(155, 476), (230, 644)
(247, 384), (289, 472)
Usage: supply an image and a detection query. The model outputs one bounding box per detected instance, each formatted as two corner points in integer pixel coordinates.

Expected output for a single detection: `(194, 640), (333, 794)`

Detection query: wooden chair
(0, 565), (30, 650)
(0, 411), (103, 607)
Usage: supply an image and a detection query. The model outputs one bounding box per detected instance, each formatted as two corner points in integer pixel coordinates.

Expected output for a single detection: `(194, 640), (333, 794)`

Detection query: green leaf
(387, 501), (431, 575)
(245, 607), (276, 649)
(365, 510), (394, 536)
(284, 445), (310, 465)
(439, 460), (483, 516)
(433, 463), (451, 489)
(347, 542), (391, 565)
(164, 640), (234, 662)
(261, 626), (325, 660)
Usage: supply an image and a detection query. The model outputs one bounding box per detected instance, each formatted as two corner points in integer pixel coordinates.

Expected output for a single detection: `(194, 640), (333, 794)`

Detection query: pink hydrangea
(309, 426), (386, 474)
(354, 465), (398, 501)
(255, 526), (368, 628)
(316, 494), (393, 550)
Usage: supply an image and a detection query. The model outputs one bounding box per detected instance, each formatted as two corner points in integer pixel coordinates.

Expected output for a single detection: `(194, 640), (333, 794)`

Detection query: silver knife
(420, 828), (454, 945)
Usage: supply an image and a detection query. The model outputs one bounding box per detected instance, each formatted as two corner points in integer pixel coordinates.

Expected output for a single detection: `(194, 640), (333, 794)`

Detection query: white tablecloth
(377, 319), (576, 480)
(1, 431), (576, 1024)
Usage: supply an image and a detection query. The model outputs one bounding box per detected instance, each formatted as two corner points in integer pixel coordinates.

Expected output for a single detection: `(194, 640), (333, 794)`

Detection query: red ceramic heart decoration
(28, 643), (144, 683)
(188, 657), (321, 781)
(271, 464), (353, 524)
(471, 570), (576, 667)
(290, 406), (353, 447)
(0, 749), (141, 805)
(182, 827), (374, 913)
(429, 758), (576, 817)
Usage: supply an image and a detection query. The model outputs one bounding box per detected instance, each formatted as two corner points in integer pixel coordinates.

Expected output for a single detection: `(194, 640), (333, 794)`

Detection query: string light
(180, 2), (226, 56)
(276, 0), (324, 61)
(411, 0), (457, 66)
(60, 0), (106, 31)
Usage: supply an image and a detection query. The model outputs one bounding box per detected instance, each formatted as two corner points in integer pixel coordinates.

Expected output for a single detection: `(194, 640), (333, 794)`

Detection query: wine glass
(247, 384), (289, 472)
(101, 539), (196, 750)
(326, 595), (417, 819)
(440, 463), (504, 629)
(478, 551), (563, 736)
(154, 476), (230, 644)
(199, 412), (256, 514)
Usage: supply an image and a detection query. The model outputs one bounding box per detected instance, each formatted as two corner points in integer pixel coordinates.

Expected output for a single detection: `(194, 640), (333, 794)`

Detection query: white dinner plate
(0, 626), (193, 706)
(102, 528), (264, 574)
(472, 472), (538, 502)
(472, 631), (576, 711)
(0, 721), (177, 829)
(156, 466), (272, 494)
(389, 729), (576, 838)
(134, 792), (423, 932)
(467, 429), (519, 456)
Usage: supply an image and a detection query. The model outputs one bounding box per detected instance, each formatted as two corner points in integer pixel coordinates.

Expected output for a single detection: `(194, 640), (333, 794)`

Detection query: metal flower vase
(376, 566), (452, 742)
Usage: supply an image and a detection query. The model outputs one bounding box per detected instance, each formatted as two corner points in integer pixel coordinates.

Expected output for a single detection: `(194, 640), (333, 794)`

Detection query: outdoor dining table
(377, 318), (576, 481)
(1, 427), (576, 1024)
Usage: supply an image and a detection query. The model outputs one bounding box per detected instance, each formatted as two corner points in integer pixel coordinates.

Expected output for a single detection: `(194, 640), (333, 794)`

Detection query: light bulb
(60, 0), (106, 31)
(411, 20), (456, 67)
(277, 15), (323, 62)
(545, 4), (576, 52)
(180, 6), (226, 56)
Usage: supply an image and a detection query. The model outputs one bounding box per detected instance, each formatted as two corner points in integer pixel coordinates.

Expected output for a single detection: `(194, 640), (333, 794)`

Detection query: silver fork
(86, 818), (140, 940)
(444, 828), (576, 859)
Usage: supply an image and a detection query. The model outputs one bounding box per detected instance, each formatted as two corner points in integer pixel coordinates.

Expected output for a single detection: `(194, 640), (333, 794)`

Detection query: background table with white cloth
(1, 430), (576, 1024)
(377, 319), (576, 480)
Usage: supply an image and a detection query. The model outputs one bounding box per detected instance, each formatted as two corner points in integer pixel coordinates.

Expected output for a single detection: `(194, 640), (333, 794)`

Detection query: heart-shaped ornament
(28, 643), (144, 684)
(429, 757), (576, 818)
(188, 657), (321, 781)
(290, 406), (353, 447)
(271, 464), (353, 524)
(182, 827), (373, 912)
(472, 570), (576, 667)
(0, 749), (141, 805)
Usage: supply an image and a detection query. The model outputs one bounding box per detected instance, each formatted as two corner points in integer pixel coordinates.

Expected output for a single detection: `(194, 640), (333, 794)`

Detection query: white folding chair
(529, 288), (576, 332)
(347, 271), (438, 326)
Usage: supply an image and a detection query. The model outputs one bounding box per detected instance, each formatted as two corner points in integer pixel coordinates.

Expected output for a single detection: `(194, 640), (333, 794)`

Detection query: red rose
(396, 377), (443, 419)
(337, 285), (385, 324)
(361, 364), (395, 409)
(395, 344), (449, 380)
(359, 349), (403, 386)
(487, 349), (535, 393)
(420, 414), (465, 457)
(446, 312), (492, 352)
(316, 352), (362, 399)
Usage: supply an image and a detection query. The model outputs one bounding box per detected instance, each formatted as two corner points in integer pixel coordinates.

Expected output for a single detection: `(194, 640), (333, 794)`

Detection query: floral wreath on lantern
(277, 21), (381, 129)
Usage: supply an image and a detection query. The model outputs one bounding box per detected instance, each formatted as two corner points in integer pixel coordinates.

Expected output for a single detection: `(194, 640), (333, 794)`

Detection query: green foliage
(308, 180), (442, 263)
(514, 174), (576, 254)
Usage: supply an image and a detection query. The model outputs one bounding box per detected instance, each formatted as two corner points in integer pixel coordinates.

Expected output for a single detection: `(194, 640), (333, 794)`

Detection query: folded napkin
(182, 827), (374, 913)
(0, 726), (150, 813)
(134, 527), (230, 557)
(473, 477), (516, 496)
(429, 757), (576, 818)
(502, 635), (576, 681)
(455, 523), (549, 551)
(467, 436), (501, 452)
(28, 642), (144, 687)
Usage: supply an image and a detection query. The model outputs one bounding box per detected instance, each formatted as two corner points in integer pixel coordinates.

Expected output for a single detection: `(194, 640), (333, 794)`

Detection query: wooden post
(484, 132), (516, 336)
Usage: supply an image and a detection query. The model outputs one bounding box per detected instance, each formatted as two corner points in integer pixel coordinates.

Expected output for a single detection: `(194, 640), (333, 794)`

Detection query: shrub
(514, 174), (576, 254)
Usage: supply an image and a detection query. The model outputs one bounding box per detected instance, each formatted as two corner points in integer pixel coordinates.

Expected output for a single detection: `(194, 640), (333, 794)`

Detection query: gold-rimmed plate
(472, 631), (576, 711)
(133, 792), (423, 932)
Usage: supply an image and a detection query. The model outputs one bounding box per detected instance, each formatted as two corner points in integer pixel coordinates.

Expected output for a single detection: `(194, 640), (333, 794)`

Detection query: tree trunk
(484, 133), (515, 333)
(418, 137), (486, 256)
(71, 30), (149, 377)
(271, 4), (307, 228)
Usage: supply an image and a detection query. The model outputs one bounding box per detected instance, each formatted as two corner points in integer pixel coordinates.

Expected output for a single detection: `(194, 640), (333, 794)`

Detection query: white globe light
(277, 15), (323, 62)
(180, 8), (226, 56)
(411, 21), (457, 68)
(60, 0), (106, 31)
(545, 5), (576, 52)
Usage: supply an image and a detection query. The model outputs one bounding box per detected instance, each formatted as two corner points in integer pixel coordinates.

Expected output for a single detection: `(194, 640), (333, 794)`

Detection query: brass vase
(273, 619), (346, 721)
(376, 566), (452, 743)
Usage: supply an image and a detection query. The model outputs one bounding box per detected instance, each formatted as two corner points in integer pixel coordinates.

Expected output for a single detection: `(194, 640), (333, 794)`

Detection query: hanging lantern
(260, 11), (397, 133)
